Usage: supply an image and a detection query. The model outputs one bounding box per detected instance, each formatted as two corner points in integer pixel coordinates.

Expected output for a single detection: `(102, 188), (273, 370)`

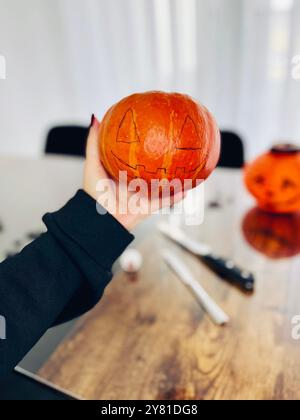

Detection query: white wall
(0, 0), (299, 158)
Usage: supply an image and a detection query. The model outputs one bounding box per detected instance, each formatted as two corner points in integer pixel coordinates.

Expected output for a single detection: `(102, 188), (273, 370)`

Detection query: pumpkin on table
(99, 91), (220, 189)
(244, 144), (300, 214)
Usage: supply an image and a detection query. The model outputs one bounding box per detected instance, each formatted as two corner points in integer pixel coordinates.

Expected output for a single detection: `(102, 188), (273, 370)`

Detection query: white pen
(162, 249), (230, 326)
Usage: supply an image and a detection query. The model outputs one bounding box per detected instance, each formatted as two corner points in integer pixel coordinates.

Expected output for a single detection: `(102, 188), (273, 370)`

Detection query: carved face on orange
(244, 145), (300, 214)
(99, 91), (220, 188)
(242, 207), (300, 259)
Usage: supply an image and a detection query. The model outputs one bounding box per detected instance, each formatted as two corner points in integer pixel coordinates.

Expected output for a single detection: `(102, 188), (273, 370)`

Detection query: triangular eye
(116, 109), (140, 143)
(177, 116), (202, 150)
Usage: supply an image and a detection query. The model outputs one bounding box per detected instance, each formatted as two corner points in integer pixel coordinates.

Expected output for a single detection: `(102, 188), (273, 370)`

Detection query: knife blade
(162, 250), (230, 326)
(158, 222), (255, 292)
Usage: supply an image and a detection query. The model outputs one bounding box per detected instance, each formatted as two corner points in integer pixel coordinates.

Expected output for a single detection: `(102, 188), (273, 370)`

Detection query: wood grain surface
(38, 169), (300, 400)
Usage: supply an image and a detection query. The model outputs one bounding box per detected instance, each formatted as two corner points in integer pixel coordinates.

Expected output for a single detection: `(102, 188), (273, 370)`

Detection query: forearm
(0, 190), (134, 377)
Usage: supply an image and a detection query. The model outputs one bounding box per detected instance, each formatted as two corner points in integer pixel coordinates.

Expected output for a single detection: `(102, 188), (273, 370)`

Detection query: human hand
(84, 115), (185, 231)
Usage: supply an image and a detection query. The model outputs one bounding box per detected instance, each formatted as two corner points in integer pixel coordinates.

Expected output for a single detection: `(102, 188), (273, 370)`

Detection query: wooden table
(1, 156), (300, 400)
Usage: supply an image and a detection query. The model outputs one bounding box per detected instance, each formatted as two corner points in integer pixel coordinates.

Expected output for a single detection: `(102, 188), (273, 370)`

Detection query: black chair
(218, 131), (245, 168)
(45, 126), (89, 157)
(45, 126), (245, 168)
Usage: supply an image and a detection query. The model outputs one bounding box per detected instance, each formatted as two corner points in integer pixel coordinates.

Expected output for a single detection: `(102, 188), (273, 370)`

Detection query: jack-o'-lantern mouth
(263, 193), (300, 207)
(111, 150), (206, 178)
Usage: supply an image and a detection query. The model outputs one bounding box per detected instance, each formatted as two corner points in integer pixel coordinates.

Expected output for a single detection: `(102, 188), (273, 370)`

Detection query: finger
(85, 115), (100, 163)
(168, 193), (184, 209)
(85, 116), (110, 179)
(159, 190), (186, 210)
(172, 191), (187, 205)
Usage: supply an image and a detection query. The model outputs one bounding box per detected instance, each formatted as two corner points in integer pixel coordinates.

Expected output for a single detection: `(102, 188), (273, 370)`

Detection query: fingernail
(90, 114), (96, 128)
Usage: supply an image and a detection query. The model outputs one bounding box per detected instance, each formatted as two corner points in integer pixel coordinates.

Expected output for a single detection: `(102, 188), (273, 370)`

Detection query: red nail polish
(90, 114), (95, 128)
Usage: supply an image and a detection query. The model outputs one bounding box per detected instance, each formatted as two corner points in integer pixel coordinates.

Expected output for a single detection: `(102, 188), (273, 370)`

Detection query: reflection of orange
(244, 144), (300, 214)
(99, 91), (220, 189)
(242, 207), (300, 259)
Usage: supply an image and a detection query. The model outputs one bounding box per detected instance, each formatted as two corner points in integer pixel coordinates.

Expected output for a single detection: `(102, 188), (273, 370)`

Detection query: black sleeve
(0, 190), (134, 377)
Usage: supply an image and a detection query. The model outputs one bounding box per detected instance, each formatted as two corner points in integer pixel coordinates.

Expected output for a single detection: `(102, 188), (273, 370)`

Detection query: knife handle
(201, 254), (255, 292)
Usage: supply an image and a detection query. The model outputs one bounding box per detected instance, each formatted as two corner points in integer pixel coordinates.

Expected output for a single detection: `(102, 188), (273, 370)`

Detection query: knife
(162, 250), (230, 326)
(158, 222), (255, 292)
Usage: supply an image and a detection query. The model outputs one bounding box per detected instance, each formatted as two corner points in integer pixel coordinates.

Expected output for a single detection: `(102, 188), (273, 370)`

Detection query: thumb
(86, 114), (100, 166)
(84, 115), (110, 187)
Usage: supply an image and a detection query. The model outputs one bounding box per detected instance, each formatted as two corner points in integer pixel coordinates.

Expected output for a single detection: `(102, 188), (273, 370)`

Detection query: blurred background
(1, 1), (300, 401)
(0, 0), (300, 158)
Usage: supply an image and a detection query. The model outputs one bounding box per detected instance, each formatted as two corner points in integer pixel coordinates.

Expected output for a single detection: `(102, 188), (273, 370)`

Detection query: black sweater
(0, 190), (134, 377)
